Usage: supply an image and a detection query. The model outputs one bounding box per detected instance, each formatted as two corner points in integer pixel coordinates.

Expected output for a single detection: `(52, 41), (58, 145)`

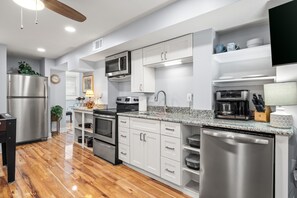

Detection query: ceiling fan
(13, 0), (86, 22)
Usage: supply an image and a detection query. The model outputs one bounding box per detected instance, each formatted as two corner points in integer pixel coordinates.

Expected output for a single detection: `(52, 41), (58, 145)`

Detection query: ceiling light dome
(13, 0), (45, 11)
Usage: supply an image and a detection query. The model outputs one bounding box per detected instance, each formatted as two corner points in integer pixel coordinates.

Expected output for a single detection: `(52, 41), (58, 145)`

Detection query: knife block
(254, 106), (271, 122)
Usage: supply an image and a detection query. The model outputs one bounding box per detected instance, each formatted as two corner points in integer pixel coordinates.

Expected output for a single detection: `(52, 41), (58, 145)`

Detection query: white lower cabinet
(130, 129), (161, 176)
(144, 132), (160, 176)
(161, 157), (181, 185)
(161, 135), (181, 162)
(119, 127), (130, 145)
(119, 143), (130, 163)
(130, 129), (145, 169)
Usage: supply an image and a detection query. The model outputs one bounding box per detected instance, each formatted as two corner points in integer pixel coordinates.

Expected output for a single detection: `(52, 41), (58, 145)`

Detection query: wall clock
(50, 74), (60, 84)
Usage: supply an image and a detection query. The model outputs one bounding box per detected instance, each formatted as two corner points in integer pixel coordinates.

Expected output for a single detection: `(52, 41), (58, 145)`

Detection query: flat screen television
(269, 0), (297, 66)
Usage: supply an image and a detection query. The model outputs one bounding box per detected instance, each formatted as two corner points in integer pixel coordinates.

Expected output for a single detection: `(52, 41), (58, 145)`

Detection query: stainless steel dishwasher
(200, 128), (274, 198)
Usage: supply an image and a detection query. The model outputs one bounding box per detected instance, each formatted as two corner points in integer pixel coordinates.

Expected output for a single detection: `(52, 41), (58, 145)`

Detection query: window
(66, 72), (80, 100)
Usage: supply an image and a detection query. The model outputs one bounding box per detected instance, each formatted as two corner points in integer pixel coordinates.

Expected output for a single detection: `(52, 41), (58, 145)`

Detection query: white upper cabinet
(131, 49), (155, 93)
(143, 43), (164, 65)
(164, 35), (193, 61)
(143, 34), (193, 66)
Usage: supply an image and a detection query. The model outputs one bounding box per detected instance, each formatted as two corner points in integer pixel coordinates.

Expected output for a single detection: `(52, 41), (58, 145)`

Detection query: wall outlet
(187, 93), (193, 102)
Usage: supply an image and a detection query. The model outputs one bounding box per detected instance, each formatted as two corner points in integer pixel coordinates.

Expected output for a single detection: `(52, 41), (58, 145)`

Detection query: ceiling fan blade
(43, 0), (86, 22)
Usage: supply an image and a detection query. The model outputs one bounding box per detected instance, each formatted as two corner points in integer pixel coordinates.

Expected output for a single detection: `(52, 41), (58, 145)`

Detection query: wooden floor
(0, 133), (189, 198)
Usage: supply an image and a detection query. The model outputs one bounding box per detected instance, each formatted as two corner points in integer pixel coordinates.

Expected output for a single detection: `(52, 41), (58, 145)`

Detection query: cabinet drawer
(161, 121), (181, 138)
(118, 116), (130, 128)
(119, 143), (130, 163)
(161, 157), (181, 186)
(130, 118), (160, 134)
(161, 136), (181, 162)
(119, 127), (130, 145)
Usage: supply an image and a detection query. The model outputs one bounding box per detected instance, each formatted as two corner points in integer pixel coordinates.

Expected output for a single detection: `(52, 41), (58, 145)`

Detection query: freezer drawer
(7, 98), (48, 143)
(200, 128), (274, 198)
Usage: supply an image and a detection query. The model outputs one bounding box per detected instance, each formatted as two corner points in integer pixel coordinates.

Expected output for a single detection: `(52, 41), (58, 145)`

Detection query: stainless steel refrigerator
(7, 74), (48, 143)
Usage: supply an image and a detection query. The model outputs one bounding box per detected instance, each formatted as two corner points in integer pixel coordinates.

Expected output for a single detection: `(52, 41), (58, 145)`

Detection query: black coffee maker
(215, 90), (250, 120)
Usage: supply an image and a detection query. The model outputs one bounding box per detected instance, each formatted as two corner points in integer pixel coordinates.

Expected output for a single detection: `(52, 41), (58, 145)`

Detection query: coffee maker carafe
(215, 90), (250, 120)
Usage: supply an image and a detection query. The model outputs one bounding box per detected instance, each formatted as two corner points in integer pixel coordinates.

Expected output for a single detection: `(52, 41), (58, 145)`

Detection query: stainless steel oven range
(93, 96), (139, 164)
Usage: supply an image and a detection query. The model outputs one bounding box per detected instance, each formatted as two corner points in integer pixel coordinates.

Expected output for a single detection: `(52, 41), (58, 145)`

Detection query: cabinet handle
(165, 146), (175, 150)
(165, 127), (175, 131)
(121, 152), (127, 156)
(161, 52), (164, 61)
(120, 121), (127, 124)
(139, 84), (143, 92)
(120, 135), (127, 138)
(164, 51), (167, 60)
(143, 133), (146, 142)
(165, 168), (175, 174)
(140, 133), (143, 141)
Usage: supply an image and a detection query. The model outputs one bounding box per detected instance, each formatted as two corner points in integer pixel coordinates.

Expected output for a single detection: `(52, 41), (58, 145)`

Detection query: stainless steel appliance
(105, 51), (131, 78)
(7, 74), (48, 143)
(215, 90), (250, 120)
(200, 128), (274, 198)
(93, 96), (138, 164)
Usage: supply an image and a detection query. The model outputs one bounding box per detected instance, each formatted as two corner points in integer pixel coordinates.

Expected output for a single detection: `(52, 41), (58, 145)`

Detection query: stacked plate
(246, 38), (263, 48)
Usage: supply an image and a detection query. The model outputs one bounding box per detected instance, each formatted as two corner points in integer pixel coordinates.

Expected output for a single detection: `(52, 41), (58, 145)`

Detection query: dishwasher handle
(203, 130), (269, 145)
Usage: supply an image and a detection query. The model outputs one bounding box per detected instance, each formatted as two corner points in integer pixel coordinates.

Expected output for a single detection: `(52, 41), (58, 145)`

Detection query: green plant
(18, 61), (40, 75)
(51, 105), (63, 120)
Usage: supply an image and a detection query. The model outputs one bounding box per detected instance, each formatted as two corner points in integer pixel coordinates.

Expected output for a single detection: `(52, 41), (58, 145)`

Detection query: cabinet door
(143, 43), (164, 65)
(144, 132), (161, 176)
(130, 129), (145, 169)
(131, 49), (144, 92)
(164, 34), (193, 61)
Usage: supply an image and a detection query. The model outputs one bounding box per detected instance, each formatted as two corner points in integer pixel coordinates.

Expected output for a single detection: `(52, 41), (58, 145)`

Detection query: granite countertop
(117, 111), (295, 136)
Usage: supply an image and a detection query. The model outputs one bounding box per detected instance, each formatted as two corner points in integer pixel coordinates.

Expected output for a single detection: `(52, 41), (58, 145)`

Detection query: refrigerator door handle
(203, 130), (269, 145)
(44, 79), (48, 98)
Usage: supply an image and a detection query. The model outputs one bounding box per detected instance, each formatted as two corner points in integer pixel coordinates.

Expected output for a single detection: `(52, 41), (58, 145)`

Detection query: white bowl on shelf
(246, 38), (264, 48)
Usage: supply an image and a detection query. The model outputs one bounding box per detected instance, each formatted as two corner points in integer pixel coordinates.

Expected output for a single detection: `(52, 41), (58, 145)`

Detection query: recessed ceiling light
(65, 26), (76, 33)
(37, 48), (46, 52)
(13, 0), (45, 11)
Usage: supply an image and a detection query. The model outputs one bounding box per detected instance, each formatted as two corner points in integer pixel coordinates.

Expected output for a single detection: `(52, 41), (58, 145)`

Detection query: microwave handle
(118, 57), (121, 71)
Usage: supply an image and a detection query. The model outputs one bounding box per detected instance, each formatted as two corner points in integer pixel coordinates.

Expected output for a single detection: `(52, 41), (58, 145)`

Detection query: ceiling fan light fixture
(65, 26), (76, 33)
(13, 0), (45, 11)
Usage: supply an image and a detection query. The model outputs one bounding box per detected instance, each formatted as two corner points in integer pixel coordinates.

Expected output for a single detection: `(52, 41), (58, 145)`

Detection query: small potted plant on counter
(51, 105), (63, 136)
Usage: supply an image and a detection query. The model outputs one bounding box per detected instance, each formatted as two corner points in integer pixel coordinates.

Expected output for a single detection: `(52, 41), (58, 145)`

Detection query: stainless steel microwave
(105, 51), (131, 77)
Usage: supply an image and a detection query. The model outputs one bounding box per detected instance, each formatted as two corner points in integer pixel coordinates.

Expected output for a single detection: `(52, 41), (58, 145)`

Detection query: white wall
(93, 60), (108, 104)
(7, 55), (41, 74)
(50, 70), (67, 131)
(0, 44), (7, 113)
(193, 29), (217, 110)
(276, 64), (297, 127)
(148, 64), (193, 107)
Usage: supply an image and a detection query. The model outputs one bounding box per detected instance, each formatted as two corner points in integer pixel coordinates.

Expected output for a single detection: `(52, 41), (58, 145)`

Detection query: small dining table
(0, 113), (16, 183)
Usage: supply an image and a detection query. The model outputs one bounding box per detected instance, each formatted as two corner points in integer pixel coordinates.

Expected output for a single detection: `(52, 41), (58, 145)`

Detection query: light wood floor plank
(0, 133), (190, 198)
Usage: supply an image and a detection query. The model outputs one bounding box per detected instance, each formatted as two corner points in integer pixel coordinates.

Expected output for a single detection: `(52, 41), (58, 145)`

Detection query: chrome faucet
(154, 90), (167, 113)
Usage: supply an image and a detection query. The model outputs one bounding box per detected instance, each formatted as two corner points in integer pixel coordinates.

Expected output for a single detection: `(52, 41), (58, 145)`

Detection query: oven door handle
(94, 114), (116, 119)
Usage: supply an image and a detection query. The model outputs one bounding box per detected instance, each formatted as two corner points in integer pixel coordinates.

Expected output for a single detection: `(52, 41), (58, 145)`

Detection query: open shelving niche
(181, 125), (201, 197)
(212, 22), (276, 88)
(73, 110), (94, 151)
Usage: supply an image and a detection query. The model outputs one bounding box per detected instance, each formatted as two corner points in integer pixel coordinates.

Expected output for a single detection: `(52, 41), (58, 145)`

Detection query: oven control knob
(125, 98), (130, 102)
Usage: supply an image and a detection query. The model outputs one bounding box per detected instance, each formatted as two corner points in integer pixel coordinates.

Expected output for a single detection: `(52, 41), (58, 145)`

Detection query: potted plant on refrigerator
(51, 105), (63, 136)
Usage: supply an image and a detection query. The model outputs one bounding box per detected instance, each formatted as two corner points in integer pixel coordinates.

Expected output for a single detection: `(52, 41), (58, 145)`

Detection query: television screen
(269, 0), (297, 66)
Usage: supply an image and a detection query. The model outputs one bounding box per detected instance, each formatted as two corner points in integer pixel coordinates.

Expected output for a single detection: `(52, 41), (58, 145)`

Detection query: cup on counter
(214, 44), (227, 54)
(227, 42), (240, 51)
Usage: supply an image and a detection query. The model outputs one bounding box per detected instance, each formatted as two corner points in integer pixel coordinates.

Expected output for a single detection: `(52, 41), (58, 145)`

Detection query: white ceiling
(0, 0), (175, 59)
